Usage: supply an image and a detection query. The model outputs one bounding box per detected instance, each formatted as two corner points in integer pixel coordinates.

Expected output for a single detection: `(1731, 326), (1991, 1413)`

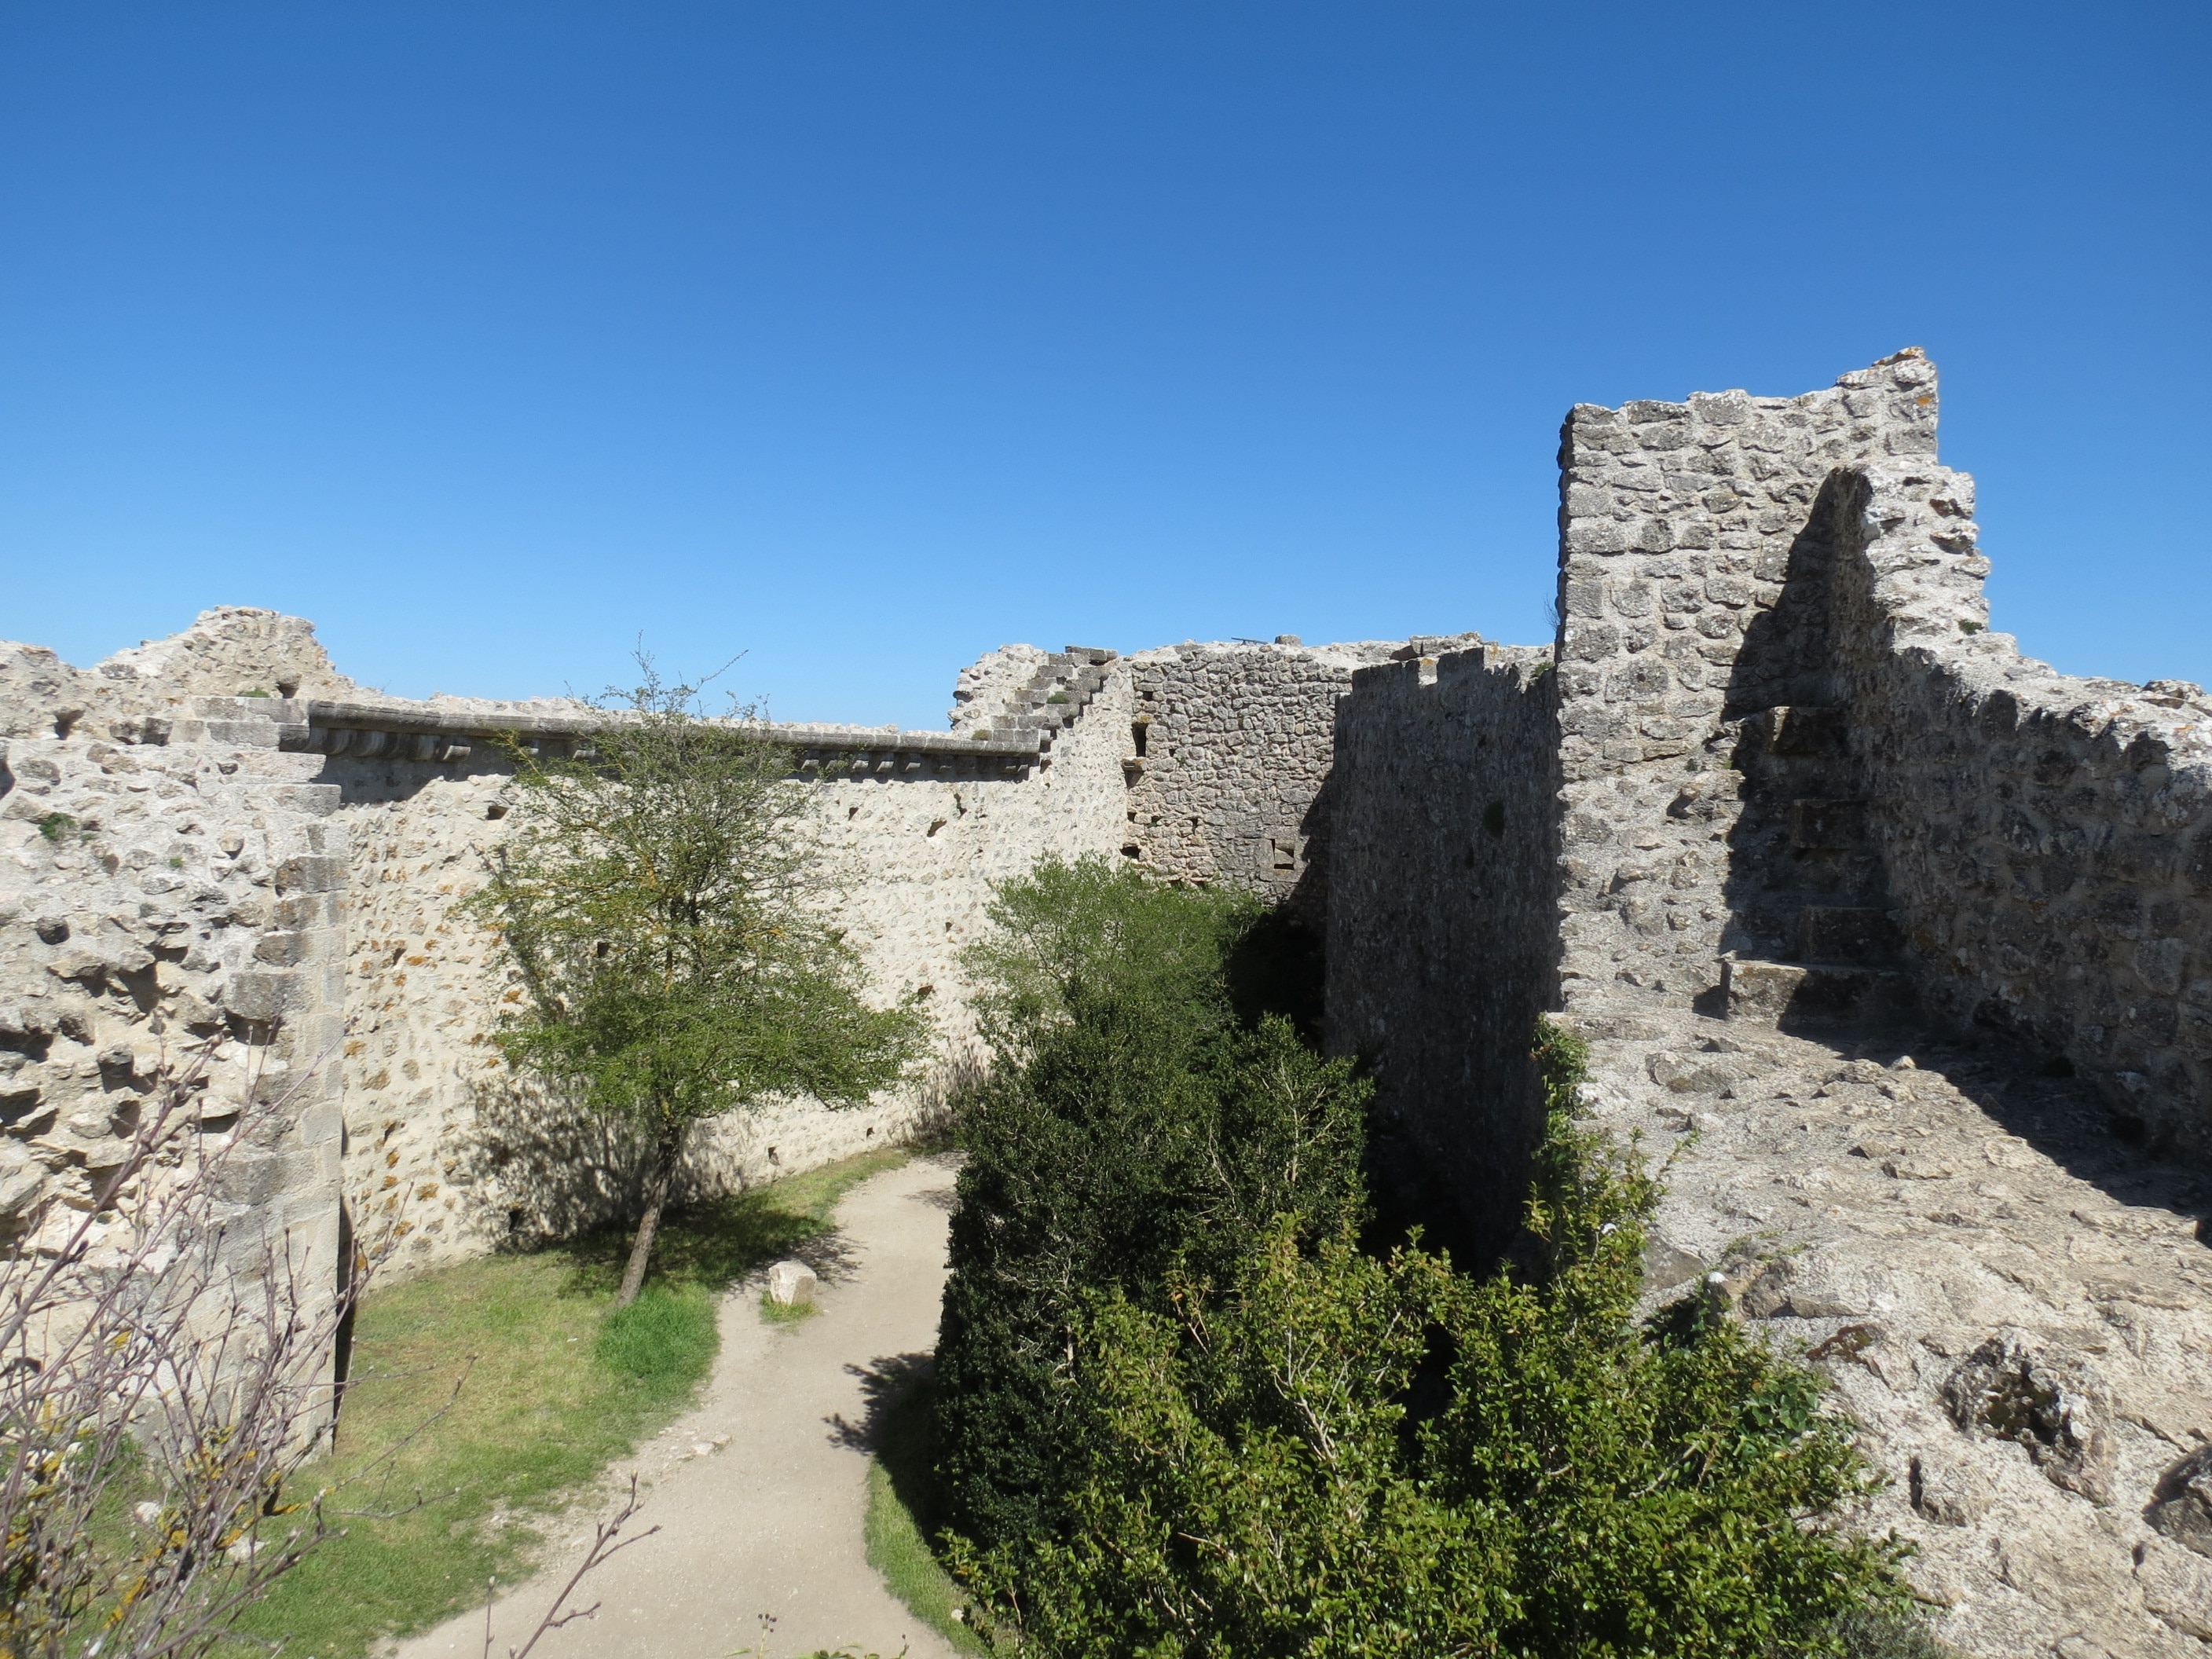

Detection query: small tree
(470, 661), (925, 1307)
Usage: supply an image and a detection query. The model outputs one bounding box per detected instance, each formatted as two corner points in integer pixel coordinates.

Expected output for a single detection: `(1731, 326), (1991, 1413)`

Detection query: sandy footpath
(392, 1155), (963, 1659)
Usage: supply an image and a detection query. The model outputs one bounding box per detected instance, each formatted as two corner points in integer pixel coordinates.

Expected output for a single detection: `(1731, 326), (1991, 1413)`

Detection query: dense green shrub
(932, 859), (1368, 1551)
(950, 1019), (1916, 1657)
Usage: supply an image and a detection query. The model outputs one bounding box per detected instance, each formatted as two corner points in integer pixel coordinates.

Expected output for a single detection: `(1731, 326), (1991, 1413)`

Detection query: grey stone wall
(1325, 642), (1558, 1257)
(1124, 638), (1408, 917)
(1828, 463), (2212, 1157)
(0, 720), (346, 1344)
(1553, 349), (1938, 1005)
(0, 612), (1144, 1281)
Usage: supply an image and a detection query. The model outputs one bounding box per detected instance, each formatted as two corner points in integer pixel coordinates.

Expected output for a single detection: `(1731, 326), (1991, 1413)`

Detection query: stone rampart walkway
(393, 1156), (962, 1659)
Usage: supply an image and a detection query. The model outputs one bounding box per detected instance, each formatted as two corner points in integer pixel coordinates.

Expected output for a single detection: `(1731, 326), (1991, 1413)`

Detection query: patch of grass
(758, 1291), (821, 1326)
(235, 1146), (909, 1659)
(866, 1375), (986, 1655)
(38, 811), (77, 842)
(598, 1284), (720, 1385)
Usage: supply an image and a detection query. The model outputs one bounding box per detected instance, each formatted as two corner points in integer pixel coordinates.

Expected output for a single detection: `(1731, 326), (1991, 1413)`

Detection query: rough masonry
(5, 351), (2210, 1654)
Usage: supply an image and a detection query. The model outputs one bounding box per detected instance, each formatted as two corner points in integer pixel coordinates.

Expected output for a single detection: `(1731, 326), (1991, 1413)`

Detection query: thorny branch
(485, 1477), (658, 1659)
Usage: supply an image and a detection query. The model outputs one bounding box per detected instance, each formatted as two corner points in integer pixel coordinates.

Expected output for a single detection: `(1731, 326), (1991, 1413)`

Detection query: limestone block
(0, 1141), (49, 1222)
(765, 1259), (817, 1307)
(2135, 1536), (2212, 1640)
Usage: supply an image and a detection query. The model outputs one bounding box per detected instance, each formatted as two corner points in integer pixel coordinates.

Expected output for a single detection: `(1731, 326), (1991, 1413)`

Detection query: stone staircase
(1720, 703), (1915, 1027)
(969, 646), (1118, 764)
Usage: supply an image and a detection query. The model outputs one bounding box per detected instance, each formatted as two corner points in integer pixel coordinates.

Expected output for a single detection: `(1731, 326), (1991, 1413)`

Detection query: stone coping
(175, 696), (1049, 761)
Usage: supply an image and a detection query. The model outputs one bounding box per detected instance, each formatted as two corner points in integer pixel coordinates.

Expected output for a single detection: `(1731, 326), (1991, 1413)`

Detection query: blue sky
(3, 2), (2206, 727)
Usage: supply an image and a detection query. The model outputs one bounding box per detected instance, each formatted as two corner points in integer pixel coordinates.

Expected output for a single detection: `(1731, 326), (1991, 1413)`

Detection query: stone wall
(12, 350), (2212, 1653)
(6, 613), (1445, 1284)
(328, 667), (1135, 1273)
(1474, 351), (2212, 1655)
(1552, 349), (1938, 1005)
(1324, 642), (1558, 1257)
(0, 720), (346, 1340)
(1122, 638), (1411, 917)
(1827, 463), (2212, 1159)
(0, 606), (359, 743)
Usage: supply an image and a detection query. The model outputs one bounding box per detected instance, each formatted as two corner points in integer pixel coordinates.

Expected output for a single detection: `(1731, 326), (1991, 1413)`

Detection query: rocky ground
(1566, 993), (2212, 1657)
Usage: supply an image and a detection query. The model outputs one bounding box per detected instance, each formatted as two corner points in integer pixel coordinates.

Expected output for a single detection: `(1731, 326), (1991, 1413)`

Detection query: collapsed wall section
(0, 721), (347, 1350)
(1325, 643), (1558, 1257)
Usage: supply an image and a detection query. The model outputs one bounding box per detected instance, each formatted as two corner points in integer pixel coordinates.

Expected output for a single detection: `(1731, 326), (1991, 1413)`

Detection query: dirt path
(394, 1155), (962, 1659)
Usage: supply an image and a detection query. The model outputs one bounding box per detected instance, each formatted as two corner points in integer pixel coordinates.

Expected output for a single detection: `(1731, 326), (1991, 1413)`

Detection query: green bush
(950, 1020), (1915, 1657)
(932, 858), (1368, 1552)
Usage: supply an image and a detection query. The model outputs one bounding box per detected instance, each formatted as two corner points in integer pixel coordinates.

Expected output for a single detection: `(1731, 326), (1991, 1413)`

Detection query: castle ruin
(3, 350), (2209, 1654)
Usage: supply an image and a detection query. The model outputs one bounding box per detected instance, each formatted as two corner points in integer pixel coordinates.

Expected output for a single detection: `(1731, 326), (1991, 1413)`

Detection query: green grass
(759, 1290), (822, 1325)
(235, 1146), (910, 1659)
(864, 1374), (987, 1655)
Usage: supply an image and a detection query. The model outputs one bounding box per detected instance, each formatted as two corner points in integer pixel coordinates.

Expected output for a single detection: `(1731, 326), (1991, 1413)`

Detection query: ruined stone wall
(1552, 350), (1938, 1005)
(0, 613), (1151, 1280)
(332, 670), (1134, 1273)
(1123, 639), (1408, 917)
(0, 721), (346, 1324)
(1829, 463), (2212, 1159)
(1324, 642), (1558, 1257)
(0, 607), (359, 744)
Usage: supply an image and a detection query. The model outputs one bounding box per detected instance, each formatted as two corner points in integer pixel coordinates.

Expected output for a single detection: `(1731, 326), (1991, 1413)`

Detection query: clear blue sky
(3, 2), (2206, 727)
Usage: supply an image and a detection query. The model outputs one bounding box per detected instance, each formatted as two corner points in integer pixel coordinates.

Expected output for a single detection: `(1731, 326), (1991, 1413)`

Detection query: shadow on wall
(451, 1050), (972, 1250)
(1717, 472), (1911, 1031)
(454, 1075), (666, 1247)
(1320, 648), (1563, 1272)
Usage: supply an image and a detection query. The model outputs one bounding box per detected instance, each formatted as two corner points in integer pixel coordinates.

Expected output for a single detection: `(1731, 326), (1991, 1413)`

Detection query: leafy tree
(932, 858), (1369, 1550)
(468, 661), (926, 1306)
(950, 1022), (1916, 1657)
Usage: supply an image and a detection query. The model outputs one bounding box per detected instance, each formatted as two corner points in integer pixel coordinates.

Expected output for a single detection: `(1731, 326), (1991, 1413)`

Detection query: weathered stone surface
(1123, 637), (1406, 920)
(2148, 1444), (2212, 1558)
(1322, 352), (2212, 1655)
(2134, 1536), (2212, 1640)
(1943, 1331), (2118, 1504)
(765, 1258), (818, 1307)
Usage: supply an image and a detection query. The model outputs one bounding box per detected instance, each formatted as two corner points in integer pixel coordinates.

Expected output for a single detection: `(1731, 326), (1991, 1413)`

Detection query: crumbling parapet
(1832, 462), (2212, 1159)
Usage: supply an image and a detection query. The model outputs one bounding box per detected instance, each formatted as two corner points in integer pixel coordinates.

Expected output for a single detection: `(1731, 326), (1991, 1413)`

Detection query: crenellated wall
(1324, 642), (1558, 1257)
(1122, 637), (1413, 918)
(11, 349), (2212, 1654)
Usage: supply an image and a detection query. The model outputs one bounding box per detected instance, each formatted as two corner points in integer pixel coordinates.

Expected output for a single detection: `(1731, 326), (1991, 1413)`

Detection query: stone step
(1796, 905), (1901, 962)
(1721, 956), (1916, 1027)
